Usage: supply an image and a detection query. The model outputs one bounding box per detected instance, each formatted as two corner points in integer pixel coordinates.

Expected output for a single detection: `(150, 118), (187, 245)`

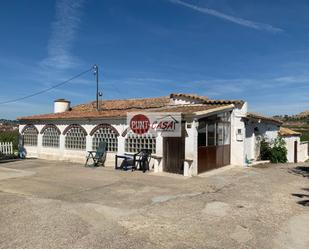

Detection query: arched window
(90, 124), (119, 152)
(64, 125), (87, 150)
(42, 125), (60, 148)
(125, 132), (156, 153)
(22, 125), (38, 146)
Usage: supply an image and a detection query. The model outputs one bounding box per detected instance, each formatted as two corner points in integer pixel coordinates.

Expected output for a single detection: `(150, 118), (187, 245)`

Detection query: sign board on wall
(127, 112), (182, 137)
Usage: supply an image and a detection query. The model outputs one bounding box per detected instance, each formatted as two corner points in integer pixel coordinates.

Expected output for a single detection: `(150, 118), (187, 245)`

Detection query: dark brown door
(163, 137), (185, 174)
(197, 114), (231, 174)
(198, 146), (216, 173)
(198, 145), (230, 174)
(294, 141), (298, 163)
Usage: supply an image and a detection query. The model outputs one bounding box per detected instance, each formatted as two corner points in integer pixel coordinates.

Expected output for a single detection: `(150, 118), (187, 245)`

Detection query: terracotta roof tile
(279, 127), (301, 136)
(73, 96), (171, 112)
(246, 112), (283, 125)
(18, 93), (244, 121)
(170, 93), (244, 106)
(170, 93), (208, 101)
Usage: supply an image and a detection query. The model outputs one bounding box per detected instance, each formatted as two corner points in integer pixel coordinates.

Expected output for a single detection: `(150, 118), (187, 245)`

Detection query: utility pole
(93, 64), (99, 110)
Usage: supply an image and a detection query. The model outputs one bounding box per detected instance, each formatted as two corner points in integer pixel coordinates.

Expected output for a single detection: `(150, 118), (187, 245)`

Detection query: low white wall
(19, 120), (127, 166)
(244, 121), (279, 161)
(299, 141), (309, 162)
(284, 136), (297, 163)
(283, 136), (308, 163)
(19, 120), (160, 168)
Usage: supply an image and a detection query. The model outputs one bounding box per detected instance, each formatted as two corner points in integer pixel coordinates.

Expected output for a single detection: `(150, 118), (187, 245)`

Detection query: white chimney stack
(54, 99), (70, 113)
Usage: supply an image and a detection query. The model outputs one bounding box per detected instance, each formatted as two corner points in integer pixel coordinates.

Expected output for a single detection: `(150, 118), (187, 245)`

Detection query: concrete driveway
(0, 159), (308, 249)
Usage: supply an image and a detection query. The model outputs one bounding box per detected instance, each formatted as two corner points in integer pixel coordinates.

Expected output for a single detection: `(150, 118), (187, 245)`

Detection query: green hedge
(0, 130), (19, 151)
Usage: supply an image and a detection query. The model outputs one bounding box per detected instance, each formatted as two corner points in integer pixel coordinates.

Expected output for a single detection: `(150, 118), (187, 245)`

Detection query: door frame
(294, 140), (298, 163)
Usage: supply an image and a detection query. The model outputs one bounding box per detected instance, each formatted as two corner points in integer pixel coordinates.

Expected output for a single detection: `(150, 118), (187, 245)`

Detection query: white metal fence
(0, 142), (13, 155)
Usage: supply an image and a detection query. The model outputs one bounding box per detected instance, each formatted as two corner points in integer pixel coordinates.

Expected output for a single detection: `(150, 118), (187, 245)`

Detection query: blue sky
(0, 0), (309, 119)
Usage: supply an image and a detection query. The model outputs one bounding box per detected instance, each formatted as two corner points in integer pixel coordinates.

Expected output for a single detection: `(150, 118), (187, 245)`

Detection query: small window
(22, 126), (38, 146)
(198, 121), (206, 147)
(125, 133), (156, 153)
(65, 126), (86, 150)
(217, 123), (224, 145)
(207, 123), (216, 146)
(42, 126), (60, 148)
(223, 123), (230, 145)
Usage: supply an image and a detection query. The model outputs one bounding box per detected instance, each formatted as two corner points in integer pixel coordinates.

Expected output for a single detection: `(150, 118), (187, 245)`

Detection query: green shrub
(259, 136), (288, 163)
(260, 138), (272, 160)
(0, 130), (19, 151)
(269, 136), (288, 163)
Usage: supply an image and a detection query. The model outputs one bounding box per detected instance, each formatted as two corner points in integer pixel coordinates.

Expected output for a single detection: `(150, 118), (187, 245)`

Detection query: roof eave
(184, 104), (235, 119)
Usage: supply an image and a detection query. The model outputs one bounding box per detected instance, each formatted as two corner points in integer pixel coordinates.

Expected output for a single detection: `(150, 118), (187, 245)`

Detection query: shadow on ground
(292, 189), (309, 207)
(0, 158), (37, 164)
(289, 166), (309, 178)
(290, 166), (309, 207)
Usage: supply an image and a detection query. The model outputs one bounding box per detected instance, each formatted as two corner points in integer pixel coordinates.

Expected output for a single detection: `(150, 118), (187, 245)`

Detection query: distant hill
(273, 111), (309, 141)
(298, 110), (309, 118)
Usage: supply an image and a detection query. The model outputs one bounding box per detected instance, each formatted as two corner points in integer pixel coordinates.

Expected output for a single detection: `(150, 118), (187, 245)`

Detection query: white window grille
(42, 126), (60, 148)
(22, 126), (38, 146)
(92, 126), (118, 152)
(65, 126), (86, 150)
(125, 133), (156, 153)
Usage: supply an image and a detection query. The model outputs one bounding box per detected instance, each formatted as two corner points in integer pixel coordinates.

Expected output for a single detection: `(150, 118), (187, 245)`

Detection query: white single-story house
(18, 93), (308, 176)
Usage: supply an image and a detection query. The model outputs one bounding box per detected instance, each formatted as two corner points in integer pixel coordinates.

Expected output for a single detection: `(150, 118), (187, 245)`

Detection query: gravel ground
(0, 159), (308, 249)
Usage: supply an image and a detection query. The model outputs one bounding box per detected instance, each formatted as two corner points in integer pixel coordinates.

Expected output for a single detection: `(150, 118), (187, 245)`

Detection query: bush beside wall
(259, 136), (288, 163)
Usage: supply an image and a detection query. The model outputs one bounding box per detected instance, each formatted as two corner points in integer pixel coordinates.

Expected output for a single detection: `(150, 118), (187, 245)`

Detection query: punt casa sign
(127, 112), (182, 137)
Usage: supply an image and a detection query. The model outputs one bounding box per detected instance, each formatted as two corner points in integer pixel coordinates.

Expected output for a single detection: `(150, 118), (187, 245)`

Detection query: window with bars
(42, 126), (60, 148)
(22, 126), (38, 146)
(125, 133), (156, 153)
(65, 126), (86, 150)
(92, 126), (118, 152)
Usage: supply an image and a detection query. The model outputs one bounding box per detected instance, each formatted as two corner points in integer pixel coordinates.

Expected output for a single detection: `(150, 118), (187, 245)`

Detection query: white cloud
(168, 0), (284, 33)
(41, 0), (84, 69)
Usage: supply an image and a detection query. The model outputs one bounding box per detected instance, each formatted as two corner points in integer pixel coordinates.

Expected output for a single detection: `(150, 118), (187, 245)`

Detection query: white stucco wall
(283, 136), (308, 163)
(230, 102), (247, 166)
(19, 119), (162, 170)
(299, 141), (309, 162)
(284, 136), (299, 163)
(19, 119), (128, 165)
(184, 120), (198, 176)
(244, 121), (279, 161)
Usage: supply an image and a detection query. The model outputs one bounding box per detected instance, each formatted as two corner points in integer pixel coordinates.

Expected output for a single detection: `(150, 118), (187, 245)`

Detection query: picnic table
(115, 149), (152, 172)
(115, 153), (136, 171)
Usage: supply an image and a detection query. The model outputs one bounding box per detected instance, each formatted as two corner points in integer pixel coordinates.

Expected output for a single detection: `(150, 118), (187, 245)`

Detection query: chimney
(54, 99), (70, 113)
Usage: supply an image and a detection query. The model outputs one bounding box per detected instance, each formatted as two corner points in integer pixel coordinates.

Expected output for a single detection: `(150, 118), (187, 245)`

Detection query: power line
(0, 67), (93, 105)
